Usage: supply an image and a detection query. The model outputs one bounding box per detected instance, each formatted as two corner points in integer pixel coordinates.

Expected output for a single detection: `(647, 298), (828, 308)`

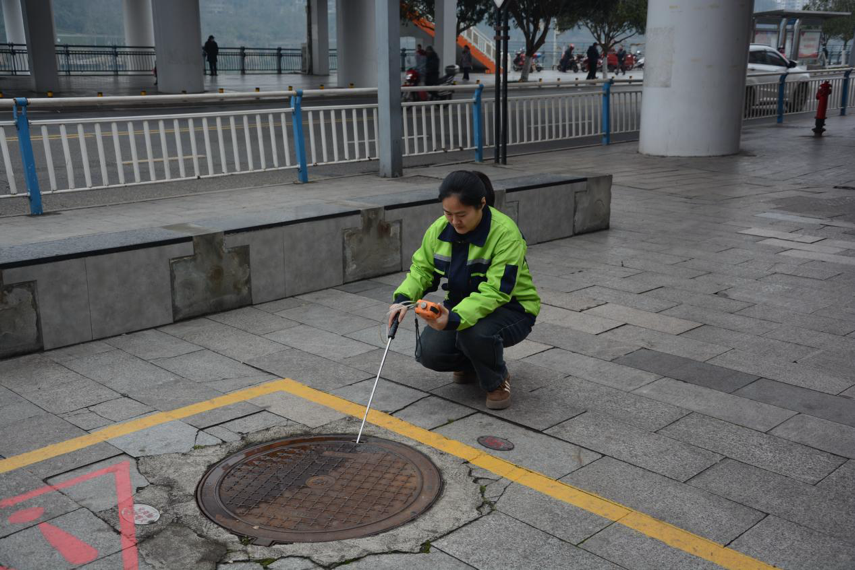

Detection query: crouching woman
(388, 171), (540, 410)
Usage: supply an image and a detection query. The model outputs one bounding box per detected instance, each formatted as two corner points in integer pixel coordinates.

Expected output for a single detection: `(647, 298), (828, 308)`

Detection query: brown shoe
(486, 376), (511, 410)
(453, 370), (477, 384)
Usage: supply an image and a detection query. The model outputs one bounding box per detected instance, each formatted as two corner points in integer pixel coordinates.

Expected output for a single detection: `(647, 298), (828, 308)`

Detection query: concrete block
(225, 227), (287, 304)
(634, 378), (795, 432)
(385, 203), (441, 264)
(563, 457), (764, 544)
(514, 183), (578, 245)
(342, 207), (402, 282)
(283, 215), (359, 296)
(730, 516), (855, 570)
(574, 175), (612, 235)
(660, 413), (845, 484)
(88, 243), (191, 339)
(0, 278), (41, 358)
(547, 412), (721, 481)
(3, 259), (92, 350)
(171, 232), (252, 321)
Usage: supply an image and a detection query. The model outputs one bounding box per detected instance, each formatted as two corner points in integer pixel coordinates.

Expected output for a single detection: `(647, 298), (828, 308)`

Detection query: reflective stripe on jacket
(394, 206), (540, 331)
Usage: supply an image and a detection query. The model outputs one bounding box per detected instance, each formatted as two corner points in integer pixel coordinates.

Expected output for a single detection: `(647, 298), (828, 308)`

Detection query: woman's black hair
(437, 170), (496, 208)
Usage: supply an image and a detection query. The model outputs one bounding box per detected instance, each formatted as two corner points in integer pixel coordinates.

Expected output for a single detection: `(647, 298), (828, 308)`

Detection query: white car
(745, 44), (811, 113)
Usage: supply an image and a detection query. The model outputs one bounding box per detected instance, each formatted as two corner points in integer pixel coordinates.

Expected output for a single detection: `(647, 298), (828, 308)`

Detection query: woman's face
(442, 195), (485, 235)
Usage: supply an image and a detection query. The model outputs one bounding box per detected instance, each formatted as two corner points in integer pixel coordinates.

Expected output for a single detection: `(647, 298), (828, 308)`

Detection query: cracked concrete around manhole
(124, 418), (482, 568)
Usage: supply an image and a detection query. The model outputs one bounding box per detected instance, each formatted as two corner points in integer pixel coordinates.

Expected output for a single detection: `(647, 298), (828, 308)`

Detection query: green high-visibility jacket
(394, 206), (540, 330)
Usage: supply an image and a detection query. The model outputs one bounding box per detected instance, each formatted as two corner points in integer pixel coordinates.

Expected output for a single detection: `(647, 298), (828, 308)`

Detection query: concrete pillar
(376, 0), (403, 177)
(336, 0), (375, 87)
(20, 0), (58, 93)
(2, 0), (25, 44)
(639, 0), (753, 157)
(123, 0), (154, 46)
(434, 0), (457, 70)
(309, 0), (329, 75)
(151, 0), (203, 93)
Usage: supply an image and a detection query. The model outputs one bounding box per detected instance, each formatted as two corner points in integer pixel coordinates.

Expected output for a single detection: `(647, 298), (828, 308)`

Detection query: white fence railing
(2, 70), (851, 213)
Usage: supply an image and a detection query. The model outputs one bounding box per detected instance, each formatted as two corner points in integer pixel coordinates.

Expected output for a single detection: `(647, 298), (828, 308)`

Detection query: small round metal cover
(195, 435), (442, 544)
(477, 435), (514, 451)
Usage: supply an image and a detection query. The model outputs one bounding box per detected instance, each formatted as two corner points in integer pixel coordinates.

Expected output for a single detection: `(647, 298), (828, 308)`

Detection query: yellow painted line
(0, 380), (286, 475)
(0, 377), (774, 570)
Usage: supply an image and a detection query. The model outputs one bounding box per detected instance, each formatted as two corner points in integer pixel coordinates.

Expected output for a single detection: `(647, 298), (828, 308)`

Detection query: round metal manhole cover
(195, 435), (442, 544)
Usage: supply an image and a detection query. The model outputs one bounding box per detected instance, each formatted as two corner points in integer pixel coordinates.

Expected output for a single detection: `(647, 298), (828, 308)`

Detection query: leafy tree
(401, 0), (493, 36)
(504, 0), (575, 81)
(805, 0), (855, 63)
(559, 0), (647, 79)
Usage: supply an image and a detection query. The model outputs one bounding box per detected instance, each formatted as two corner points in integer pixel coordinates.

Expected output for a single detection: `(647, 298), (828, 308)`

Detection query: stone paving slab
(332, 378), (428, 413)
(392, 396), (474, 430)
(730, 515), (855, 570)
(734, 377), (855, 427)
(601, 324), (730, 361)
(109, 420), (221, 457)
(159, 319), (287, 362)
(150, 350), (261, 383)
(633, 377), (795, 431)
(246, 348), (373, 392)
(614, 348), (759, 393)
(336, 551), (473, 569)
(524, 349), (659, 391)
(562, 457), (764, 544)
(61, 350), (179, 393)
(769, 413), (855, 459)
(265, 324), (376, 360)
(495, 483), (611, 544)
(708, 349), (853, 394)
(434, 512), (621, 570)
(683, 324), (820, 361)
(435, 413), (600, 479)
(660, 413), (845, 484)
(579, 524), (725, 570)
(0, 468), (81, 539)
(207, 306), (302, 335)
(526, 322), (640, 361)
(689, 458), (855, 543)
(583, 303), (701, 334)
(104, 329), (202, 361)
(546, 412), (721, 482)
(45, 454), (149, 512)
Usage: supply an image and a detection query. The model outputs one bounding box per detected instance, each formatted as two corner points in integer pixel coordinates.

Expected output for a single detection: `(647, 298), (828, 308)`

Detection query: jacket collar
(438, 206), (492, 247)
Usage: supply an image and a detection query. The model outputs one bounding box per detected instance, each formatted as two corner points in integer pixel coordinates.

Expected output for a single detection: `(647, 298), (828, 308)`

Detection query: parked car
(745, 44), (811, 113)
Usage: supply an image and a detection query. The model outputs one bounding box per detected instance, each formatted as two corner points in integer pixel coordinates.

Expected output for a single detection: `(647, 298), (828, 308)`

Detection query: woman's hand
(425, 304), (450, 331)
(388, 303), (409, 328)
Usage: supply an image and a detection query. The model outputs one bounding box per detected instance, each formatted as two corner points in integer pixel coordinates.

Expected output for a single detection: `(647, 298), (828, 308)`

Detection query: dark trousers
(416, 306), (536, 392)
(586, 60), (597, 80)
(462, 66), (471, 80)
(208, 60), (218, 76)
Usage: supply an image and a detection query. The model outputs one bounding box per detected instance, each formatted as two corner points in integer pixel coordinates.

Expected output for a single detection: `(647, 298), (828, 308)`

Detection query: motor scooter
(403, 65), (457, 102)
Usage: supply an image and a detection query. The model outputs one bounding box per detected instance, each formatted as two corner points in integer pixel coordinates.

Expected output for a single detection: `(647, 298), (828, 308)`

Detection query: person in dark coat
(586, 42), (600, 80)
(559, 44), (574, 72)
(204, 35), (219, 76)
(425, 45), (440, 86)
(460, 45), (473, 81)
(616, 45), (627, 75)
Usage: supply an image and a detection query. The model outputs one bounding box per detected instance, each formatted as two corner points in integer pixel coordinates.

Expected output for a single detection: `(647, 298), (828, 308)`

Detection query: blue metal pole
(841, 69), (852, 116)
(13, 98), (43, 215)
(291, 90), (308, 183)
(777, 73), (787, 123)
(472, 83), (484, 162)
(601, 79), (612, 145)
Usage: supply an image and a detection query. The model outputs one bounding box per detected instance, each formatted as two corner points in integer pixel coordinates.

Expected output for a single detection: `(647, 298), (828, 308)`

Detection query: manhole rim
(195, 434), (444, 544)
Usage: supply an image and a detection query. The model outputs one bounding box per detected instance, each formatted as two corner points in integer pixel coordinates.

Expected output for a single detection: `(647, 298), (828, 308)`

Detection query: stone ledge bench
(0, 173), (611, 358)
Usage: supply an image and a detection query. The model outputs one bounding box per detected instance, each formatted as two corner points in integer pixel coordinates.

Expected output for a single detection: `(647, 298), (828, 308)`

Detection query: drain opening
(196, 435), (443, 544)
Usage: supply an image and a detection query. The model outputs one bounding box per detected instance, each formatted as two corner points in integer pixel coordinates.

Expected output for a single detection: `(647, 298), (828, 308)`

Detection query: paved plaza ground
(1, 112), (855, 569)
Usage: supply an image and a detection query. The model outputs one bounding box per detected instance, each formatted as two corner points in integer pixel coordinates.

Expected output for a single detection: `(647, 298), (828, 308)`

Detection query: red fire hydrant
(814, 81), (832, 136)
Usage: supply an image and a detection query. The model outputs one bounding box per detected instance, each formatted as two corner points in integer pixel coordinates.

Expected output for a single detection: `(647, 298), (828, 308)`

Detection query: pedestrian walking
(460, 45), (473, 81)
(388, 171), (541, 411)
(616, 45), (627, 75)
(425, 45), (440, 86)
(559, 44), (574, 72)
(586, 42), (600, 80)
(415, 43), (427, 83)
(204, 35), (219, 76)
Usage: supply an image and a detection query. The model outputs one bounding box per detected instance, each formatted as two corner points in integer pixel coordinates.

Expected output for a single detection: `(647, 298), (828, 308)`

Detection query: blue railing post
(601, 78), (613, 145)
(13, 98), (43, 215)
(291, 90), (309, 183)
(472, 83), (484, 162)
(777, 73), (787, 123)
(840, 69), (852, 116)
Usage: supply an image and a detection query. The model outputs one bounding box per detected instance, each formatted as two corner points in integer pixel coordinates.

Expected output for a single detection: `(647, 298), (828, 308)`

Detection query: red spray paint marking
(0, 461), (138, 570)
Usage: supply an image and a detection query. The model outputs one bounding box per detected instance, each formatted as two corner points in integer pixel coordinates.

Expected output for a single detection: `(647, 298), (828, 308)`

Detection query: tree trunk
(520, 54), (531, 82)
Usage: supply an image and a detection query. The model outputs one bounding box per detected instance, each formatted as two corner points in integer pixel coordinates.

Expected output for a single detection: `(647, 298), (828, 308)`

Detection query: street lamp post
(493, 0), (510, 164)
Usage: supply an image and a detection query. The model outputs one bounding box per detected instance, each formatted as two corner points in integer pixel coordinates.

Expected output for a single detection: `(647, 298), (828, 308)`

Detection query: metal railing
(0, 44), (340, 76)
(743, 68), (853, 122)
(5, 69), (852, 215)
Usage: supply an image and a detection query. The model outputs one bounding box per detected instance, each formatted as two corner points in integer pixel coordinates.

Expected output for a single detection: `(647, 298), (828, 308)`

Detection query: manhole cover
(195, 435), (442, 544)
